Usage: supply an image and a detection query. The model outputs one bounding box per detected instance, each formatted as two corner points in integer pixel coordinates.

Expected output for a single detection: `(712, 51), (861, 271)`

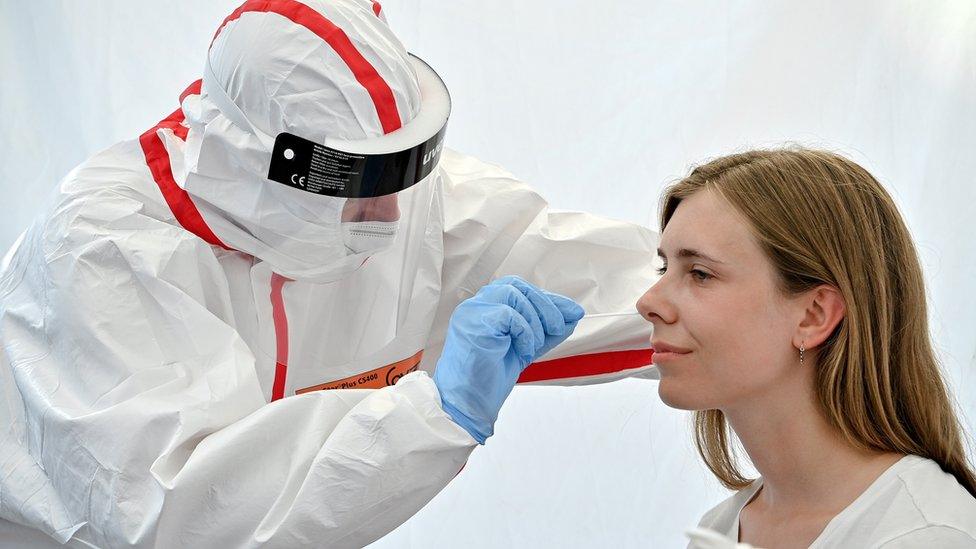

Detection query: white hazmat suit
(0, 1), (659, 547)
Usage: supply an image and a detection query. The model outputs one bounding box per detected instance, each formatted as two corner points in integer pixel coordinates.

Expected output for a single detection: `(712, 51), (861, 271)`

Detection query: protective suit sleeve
(429, 148), (660, 385)
(0, 178), (475, 549)
(492, 207), (660, 385)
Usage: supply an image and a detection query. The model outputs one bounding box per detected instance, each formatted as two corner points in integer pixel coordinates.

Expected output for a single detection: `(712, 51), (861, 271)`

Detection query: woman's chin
(657, 377), (708, 411)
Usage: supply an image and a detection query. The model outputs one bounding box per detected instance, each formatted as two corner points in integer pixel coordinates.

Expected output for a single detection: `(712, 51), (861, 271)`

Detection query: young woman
(636, 148), (976, 548)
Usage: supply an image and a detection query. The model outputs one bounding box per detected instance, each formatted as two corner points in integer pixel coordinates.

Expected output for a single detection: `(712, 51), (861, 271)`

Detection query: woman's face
(636, 189), (802, 411)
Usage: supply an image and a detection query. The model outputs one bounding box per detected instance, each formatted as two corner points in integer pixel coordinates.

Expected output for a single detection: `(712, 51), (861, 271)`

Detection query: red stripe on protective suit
(172, 80), (203, 141)
(144, 83), (305, 403)
(517, 349), (654, 383)
(270, 273), (291, 401)
(139, 86), (229, 250)
(179, 79), (203, 104)
(372, 2), (382, 16)
(212, 0), (402, 134)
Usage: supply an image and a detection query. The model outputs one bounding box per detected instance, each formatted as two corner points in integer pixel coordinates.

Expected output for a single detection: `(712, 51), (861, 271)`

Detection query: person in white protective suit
(0, 1), (660, 547)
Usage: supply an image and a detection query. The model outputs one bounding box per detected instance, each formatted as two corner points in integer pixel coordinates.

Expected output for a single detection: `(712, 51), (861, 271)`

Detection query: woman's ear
(795, 285), (846, 349)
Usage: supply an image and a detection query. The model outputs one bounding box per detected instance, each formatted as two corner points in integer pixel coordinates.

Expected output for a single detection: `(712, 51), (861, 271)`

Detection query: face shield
(184, 52), (450, 283)
(263, 55), (447, 260)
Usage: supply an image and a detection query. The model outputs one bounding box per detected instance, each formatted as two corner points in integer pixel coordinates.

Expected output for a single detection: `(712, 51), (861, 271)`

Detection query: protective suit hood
(171, 0), (445, 282)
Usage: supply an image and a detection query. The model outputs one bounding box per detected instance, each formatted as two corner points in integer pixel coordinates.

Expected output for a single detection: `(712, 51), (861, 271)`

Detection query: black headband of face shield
(266, 124), (447, 198)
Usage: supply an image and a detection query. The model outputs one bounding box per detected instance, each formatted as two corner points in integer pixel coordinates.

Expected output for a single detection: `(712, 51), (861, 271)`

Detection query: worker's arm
(430, 148), (660, 385)
(0, 191), (475, 549)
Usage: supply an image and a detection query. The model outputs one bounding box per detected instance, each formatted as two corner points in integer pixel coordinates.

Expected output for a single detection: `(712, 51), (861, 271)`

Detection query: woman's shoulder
(887, 455), (976, 532)
(875, 525), (976, 548)
(825, 454), (976, 547)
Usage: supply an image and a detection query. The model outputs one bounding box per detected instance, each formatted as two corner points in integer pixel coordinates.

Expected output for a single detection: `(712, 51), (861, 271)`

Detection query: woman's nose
(636, 279), (675, 324)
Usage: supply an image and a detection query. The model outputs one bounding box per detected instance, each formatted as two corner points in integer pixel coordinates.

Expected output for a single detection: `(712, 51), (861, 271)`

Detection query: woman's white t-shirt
(692, 455), (976, 548)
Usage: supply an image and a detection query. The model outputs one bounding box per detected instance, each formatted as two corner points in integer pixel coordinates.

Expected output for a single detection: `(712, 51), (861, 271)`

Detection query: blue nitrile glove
(433, 275), (585, 444)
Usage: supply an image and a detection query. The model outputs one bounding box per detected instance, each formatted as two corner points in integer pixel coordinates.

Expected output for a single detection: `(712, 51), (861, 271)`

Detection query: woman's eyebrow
(656, 247), (726, 264)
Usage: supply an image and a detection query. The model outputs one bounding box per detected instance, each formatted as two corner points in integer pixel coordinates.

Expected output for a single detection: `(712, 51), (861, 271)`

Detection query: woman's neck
(723, 368), (903, 516)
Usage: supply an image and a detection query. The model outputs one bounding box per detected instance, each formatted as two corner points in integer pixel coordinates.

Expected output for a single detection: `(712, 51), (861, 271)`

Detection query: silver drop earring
(799, 342), (805, 365)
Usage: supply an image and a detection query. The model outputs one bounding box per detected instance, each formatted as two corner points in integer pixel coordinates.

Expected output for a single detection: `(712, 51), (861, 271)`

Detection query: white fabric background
(1, 2), (973, 547)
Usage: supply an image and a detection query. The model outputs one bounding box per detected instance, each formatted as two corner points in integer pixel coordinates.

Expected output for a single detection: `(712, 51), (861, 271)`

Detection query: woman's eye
(690, 269), (712, 281)
(655, 265), (667, 275)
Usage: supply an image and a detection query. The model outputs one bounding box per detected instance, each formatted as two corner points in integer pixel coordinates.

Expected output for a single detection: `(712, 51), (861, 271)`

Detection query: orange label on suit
(295, 350), (424, 394)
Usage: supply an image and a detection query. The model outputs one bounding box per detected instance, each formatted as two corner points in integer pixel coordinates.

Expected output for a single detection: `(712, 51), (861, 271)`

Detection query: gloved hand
(433, 275), (585, 444)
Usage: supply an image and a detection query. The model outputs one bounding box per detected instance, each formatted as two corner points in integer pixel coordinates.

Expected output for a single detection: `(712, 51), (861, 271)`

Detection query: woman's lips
(651, 341), (692, 364)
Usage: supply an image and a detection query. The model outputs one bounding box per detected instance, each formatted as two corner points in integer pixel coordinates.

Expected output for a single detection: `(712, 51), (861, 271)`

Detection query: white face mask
(341, 220), (399, 255)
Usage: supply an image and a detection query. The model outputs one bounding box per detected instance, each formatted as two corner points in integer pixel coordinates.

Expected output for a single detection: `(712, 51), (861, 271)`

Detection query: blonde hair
(660, 147), (976, 498)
